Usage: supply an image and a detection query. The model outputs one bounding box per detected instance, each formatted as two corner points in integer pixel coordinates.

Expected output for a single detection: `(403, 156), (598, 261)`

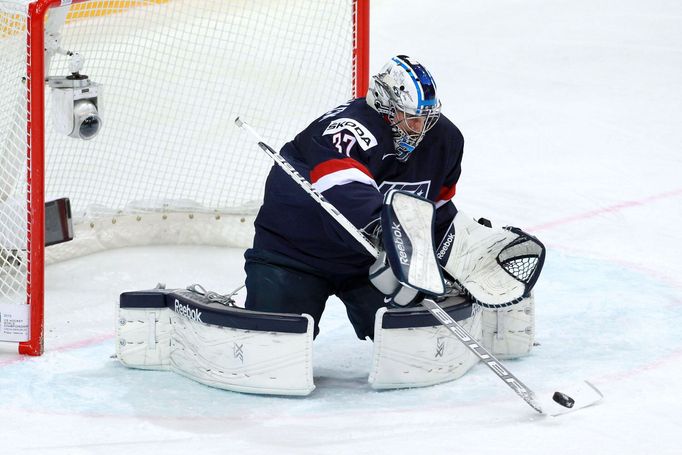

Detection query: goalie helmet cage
(0, 0), (370, 356)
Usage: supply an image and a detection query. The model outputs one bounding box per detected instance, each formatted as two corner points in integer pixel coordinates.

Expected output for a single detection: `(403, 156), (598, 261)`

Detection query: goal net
(0, 0), (368, 354)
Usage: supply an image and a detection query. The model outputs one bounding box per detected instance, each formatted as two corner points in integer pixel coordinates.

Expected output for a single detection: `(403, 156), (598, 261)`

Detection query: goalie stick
(234, 117), (602, 415)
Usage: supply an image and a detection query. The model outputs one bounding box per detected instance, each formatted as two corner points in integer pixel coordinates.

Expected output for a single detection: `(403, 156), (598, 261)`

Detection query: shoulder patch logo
(323, 118), (378, 151)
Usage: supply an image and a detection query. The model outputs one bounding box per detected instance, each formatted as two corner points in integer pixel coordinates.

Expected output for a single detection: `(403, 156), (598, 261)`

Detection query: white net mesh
(43, 0), (354, 213)
(0, 0), (358, 337)
(1, 0), (29, 303)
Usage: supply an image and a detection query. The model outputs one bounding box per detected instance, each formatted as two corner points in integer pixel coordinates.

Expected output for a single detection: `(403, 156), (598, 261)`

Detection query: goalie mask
(367, 55), (441, 161)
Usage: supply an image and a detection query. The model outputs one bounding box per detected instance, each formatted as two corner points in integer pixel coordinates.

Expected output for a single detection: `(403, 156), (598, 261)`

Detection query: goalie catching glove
(436, 212), (546, 307)
(368, 190), (545, 309)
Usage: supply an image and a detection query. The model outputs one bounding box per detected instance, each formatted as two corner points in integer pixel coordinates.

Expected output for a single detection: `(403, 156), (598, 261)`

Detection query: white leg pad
(117, 307), (173, 370)
(369, 299), (482, 389)
(169, 313), (315, 396)
(117, 300), (315, 396)
(480, 294), (535, 359)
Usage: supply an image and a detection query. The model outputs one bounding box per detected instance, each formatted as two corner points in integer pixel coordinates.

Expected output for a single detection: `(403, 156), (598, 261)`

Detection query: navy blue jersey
(253, 98), (464, 276)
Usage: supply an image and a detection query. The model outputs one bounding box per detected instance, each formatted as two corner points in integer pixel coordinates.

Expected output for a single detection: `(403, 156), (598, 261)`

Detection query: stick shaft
(420, 298), (542, 413)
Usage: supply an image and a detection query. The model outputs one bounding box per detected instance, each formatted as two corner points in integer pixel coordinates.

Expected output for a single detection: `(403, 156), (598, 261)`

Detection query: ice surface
(2, 0), (682, 453)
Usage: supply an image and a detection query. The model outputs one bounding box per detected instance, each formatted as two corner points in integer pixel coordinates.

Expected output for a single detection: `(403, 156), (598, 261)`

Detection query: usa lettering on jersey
(323, 118), (378, 151)
(379, 180), (431, 198)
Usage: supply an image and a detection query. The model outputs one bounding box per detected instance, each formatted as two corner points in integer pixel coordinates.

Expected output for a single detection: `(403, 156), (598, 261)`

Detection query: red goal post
(0, 0), (370, 356)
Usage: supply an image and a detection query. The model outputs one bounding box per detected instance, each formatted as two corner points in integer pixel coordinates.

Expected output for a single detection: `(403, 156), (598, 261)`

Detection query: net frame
(0, 0), (369, 355)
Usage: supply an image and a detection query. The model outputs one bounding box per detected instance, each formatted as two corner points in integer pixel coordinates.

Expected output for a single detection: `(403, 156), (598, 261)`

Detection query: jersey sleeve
(434, 130), (464, 241)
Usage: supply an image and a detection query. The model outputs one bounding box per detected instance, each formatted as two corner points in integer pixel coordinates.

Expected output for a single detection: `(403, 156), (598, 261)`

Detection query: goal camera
(48, 72), (102, 141)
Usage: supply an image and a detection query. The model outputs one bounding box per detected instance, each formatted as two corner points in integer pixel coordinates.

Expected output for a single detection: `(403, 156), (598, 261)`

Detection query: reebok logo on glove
(391, 222), (410, 265)
(437, 224), (456, 262)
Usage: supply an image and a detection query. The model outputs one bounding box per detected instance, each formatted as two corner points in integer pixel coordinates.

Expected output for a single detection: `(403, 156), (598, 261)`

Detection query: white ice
(2, 0), (682, 453)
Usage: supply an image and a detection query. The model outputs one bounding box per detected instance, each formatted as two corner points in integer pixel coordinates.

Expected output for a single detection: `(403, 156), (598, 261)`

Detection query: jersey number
(332, 132), (356, 157)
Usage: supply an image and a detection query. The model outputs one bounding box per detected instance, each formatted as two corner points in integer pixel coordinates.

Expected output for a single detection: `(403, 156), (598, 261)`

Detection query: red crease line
(528, 188), (682, 232)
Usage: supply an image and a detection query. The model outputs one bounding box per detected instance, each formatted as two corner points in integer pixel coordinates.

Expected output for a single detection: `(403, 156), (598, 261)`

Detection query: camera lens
(79, 115), (101, 140)
(72, 99), (102, 140)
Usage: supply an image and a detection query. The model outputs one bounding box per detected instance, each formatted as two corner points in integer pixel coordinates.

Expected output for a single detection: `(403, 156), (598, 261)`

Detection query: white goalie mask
(366, 55), (441, 161)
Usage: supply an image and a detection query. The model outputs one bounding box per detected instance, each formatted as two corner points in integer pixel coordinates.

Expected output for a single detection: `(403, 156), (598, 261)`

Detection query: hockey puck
(552, 391), (575, 408)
